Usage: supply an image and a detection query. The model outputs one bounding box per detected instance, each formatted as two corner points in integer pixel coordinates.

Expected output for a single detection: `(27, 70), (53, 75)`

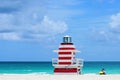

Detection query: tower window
(63, 35), (72, 43)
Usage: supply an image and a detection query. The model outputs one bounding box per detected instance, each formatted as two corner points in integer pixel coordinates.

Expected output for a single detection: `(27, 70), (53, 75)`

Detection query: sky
(0, 0), (120, 61)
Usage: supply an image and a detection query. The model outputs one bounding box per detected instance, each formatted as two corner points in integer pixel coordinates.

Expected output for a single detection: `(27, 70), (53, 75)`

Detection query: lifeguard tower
(52, 35), (83, 74)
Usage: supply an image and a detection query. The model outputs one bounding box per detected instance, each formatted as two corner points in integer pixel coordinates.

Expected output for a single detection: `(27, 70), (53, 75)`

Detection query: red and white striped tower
(52, 35), (83, 74)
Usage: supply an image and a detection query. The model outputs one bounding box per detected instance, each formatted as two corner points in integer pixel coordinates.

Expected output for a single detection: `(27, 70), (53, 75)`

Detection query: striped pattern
(59, 45), (75, 48)
(58, 44), (75, 65)
(53, 41), (80, 74)
(59, 48), (75, 50)
(58, 52), (72, 54)
(59, 57), (72, 59)
(54, 50), (80, 52)
(58, 59), (72, 62)
(58, 62), (71, 65)
(61, 43), (73, 45)
(58, 54), (74, 57)
(54, 68), (77, 73)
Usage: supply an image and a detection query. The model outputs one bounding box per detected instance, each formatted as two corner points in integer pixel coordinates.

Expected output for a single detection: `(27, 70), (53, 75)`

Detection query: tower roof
(64, 35), (71, 37)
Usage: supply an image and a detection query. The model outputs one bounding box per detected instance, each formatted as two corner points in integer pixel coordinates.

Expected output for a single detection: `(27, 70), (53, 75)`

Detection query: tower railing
(73, 58), (83, 66)
(52, 58), (83, 66)
(52, 58), (58, 66)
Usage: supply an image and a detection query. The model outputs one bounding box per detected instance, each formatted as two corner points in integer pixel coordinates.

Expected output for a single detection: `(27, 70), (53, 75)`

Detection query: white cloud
(0, 32), (20, 40)
(109, 13), (120, 32)
(46, 0), (85, 20)
(0, 0), (68, 41)
(40, 16), (67, 34)
(0, 14), (67, 41)
(93, 12), (120, 42)
(0, 14), (14, 30)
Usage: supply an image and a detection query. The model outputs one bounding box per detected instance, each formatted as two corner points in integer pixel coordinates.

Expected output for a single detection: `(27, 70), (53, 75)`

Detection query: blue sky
(0, 0), (120, 61)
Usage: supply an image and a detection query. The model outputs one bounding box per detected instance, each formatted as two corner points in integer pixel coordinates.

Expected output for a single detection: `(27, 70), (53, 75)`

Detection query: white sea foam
(0, 72), (51, 76)
(83, 73), (97, 75)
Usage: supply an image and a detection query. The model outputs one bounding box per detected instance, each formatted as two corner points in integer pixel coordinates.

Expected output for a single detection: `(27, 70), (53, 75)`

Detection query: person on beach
(99, 68), (106, 75)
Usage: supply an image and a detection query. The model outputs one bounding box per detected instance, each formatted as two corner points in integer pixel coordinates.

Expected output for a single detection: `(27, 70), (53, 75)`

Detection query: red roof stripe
(58, 52), (71, 54)
(59, 48), (75, 50)
(54, 68), (77, 72)
(59, 57), (72, 59)
(58, 62), (71, 65)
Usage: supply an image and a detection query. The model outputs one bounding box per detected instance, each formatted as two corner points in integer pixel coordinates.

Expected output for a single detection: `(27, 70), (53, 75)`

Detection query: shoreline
(0, 74), (120, 80)
(0, 73), (120, 75)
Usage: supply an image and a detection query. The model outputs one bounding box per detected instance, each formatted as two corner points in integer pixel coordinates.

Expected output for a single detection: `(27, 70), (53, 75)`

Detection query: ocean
(0, 62), (119, 74)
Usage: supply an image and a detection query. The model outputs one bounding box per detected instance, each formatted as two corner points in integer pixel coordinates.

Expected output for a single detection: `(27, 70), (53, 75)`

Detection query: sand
(0, 74), (120, 80)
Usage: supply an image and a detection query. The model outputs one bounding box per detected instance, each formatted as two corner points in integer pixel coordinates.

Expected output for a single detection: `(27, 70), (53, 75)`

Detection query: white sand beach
(0, 74), (120, 80)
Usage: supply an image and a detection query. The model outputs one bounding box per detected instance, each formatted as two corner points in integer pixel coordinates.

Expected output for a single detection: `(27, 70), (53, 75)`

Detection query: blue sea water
(0, 62), (119, 74)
